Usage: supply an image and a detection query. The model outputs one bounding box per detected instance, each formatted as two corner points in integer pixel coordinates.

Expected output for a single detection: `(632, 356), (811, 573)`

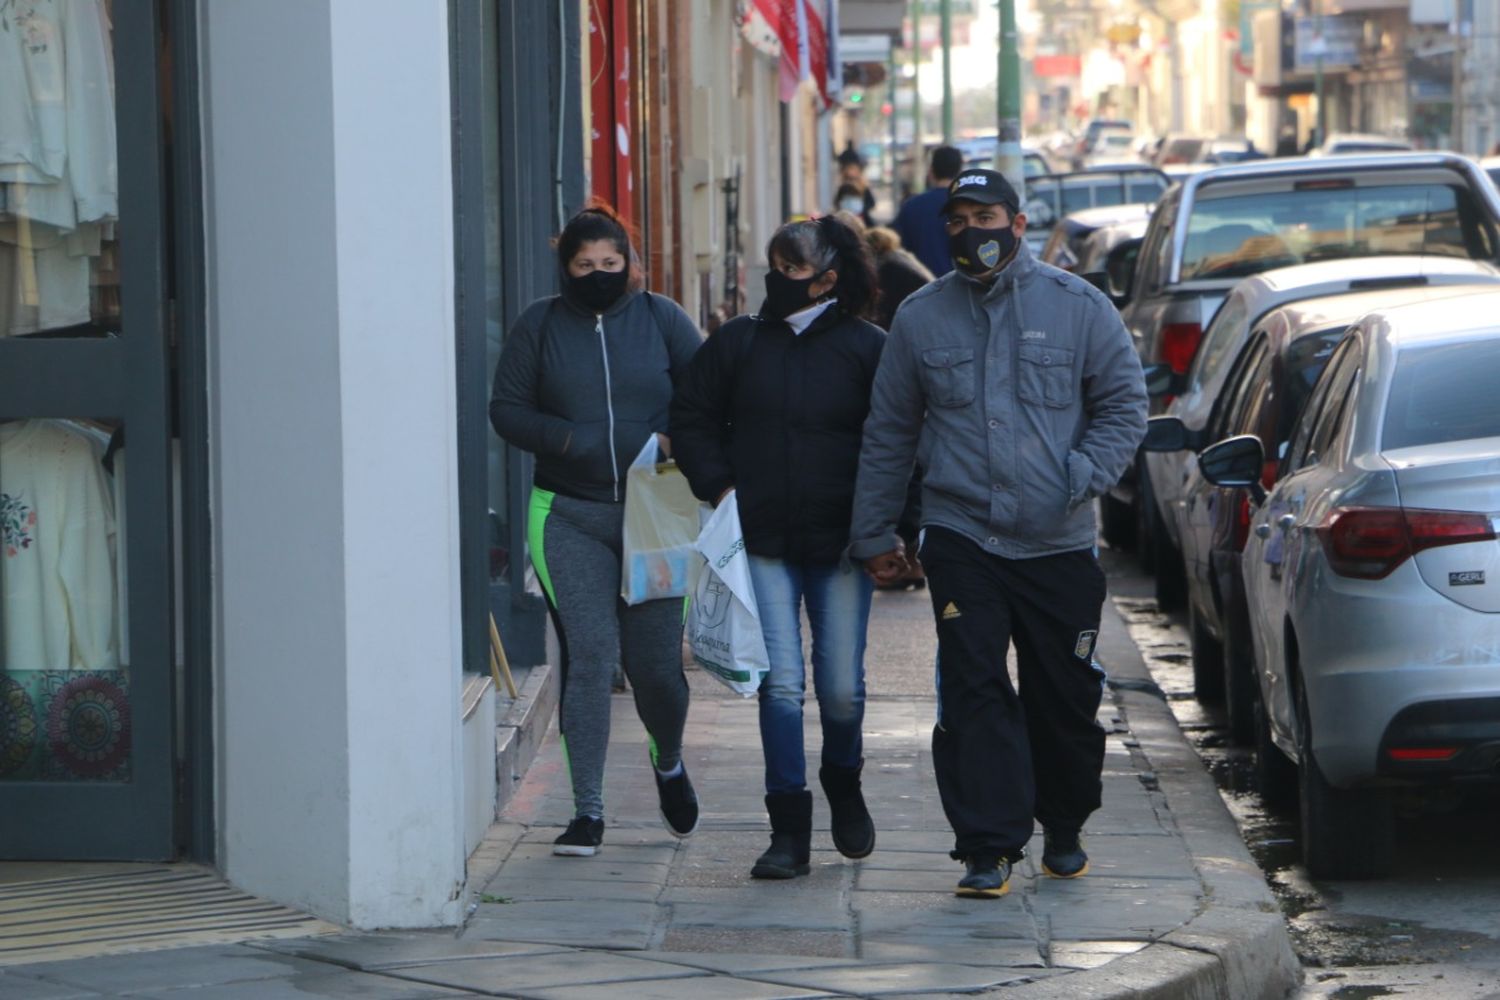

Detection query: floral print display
(0, 675), (38, 777)
(0, 671), (131, 781)
(1, 491), (36, 557)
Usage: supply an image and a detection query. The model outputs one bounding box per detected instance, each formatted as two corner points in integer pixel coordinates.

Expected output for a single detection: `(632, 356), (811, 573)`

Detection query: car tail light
(1160, 322), (1202, 375)
(1316, 506), (1496, 580)
(1387, 747), (1458, 761)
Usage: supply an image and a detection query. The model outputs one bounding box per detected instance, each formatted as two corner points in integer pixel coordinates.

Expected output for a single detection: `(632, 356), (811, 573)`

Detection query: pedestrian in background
(836, 141), (878, 225)
(671, 215), (885, 880)
(892, 144), (964, 278)
(849, 169), (1147, 899)
(489, 202), (704, 857)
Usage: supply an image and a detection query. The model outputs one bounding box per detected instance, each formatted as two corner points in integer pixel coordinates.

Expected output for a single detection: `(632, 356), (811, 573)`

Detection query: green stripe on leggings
(528, 487), (558, 605)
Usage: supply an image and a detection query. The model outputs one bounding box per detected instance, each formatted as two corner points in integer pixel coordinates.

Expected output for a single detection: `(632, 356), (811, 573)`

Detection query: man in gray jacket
(849, 168), (1147, 899)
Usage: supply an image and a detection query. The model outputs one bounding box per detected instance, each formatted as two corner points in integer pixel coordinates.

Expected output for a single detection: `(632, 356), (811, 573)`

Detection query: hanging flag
(751, 0), (832, 107)
(739, 0), (781, 59)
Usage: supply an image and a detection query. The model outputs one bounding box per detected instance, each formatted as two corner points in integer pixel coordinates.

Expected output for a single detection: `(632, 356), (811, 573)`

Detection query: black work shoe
(552, 816), (604, 857)
(655, 766), (699, 839)
(955, 856), (1011, 898)
(751, 832), (811, 879)
(1041, 828), (1089, 879)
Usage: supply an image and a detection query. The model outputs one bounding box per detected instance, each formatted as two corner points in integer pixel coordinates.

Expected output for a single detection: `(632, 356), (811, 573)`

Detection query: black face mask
(760, 269), (827, 322)
(566, 268), (629, 312)
(949, 224), (1017, 276)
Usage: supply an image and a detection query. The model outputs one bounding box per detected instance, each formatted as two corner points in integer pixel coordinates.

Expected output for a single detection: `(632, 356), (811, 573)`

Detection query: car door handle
(1277, 514), (1297, 531)
(1254, 523), (1272, 539)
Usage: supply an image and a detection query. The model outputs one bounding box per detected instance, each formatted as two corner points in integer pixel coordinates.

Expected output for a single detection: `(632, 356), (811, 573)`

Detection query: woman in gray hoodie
(490, 204), (705, 857)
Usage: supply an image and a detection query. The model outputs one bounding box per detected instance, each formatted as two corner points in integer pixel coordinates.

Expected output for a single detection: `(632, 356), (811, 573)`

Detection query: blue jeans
(747, 556), (874, 794)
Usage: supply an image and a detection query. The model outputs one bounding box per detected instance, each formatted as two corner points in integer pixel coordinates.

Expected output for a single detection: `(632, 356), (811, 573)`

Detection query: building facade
(0, 0), (871, 930)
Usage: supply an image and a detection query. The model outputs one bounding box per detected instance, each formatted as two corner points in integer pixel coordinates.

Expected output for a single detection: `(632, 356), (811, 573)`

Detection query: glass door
(0, 0), (176, 858)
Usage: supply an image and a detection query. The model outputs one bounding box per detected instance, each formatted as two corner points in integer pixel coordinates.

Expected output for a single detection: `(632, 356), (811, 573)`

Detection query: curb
(1005, 597), (1301, 1000)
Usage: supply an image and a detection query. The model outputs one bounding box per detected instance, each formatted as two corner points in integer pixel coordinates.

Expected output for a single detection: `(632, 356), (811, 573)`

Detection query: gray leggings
(530, 489), (690, 819)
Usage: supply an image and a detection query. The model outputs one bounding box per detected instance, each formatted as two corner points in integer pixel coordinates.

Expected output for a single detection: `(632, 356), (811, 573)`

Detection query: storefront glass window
(1, 417), (130, 782)
(1, 0), (121, 340)
(480, 0), (508, 593)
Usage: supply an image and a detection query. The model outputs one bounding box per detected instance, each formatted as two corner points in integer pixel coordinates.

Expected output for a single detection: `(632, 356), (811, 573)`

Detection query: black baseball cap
(939, 168), (1021, 216)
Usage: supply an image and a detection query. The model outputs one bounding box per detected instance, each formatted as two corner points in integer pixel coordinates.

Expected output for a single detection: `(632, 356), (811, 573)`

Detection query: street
(1100, 543), (1500, 999)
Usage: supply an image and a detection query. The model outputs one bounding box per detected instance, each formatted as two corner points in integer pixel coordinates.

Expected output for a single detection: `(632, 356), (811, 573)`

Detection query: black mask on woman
(949, 224), (1017, 276)
(566, 268), (629, 313)
(760, 269), (826, 322)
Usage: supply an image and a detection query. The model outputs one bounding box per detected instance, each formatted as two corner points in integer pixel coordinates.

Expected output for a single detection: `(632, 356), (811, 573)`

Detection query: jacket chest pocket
(920, 347), (976, 408)
(1017, 343), (1076, 409)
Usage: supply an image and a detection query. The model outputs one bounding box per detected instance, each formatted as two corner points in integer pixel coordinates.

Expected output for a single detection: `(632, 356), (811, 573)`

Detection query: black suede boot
(819, 760), (875, 859)
(751, 791), (813, 879)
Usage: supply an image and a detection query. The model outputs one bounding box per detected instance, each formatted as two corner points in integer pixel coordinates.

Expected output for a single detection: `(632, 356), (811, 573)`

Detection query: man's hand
(863, 545), (907, 585)
(655, 433), (672, 459)
(715, 487), (734, 507)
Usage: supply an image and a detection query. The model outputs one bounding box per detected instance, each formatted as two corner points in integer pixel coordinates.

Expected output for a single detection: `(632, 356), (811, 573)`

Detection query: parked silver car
(1198, 286), (1500, 879)
(1143, 276), (1500, 745)
(1144, 257), (1500, 612)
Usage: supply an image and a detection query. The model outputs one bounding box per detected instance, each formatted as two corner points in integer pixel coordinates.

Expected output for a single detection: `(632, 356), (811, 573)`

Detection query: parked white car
(1198, 286), (1500, 879)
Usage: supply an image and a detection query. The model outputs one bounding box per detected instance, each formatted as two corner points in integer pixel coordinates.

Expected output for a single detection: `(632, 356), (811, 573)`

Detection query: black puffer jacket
(490, 289), (704, 503)
(670, 306), (886, 565)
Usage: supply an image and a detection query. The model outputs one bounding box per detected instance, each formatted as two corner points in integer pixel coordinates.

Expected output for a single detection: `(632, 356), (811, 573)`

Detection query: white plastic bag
(620, 437), (701, 605)
(686, 492), (770, 697)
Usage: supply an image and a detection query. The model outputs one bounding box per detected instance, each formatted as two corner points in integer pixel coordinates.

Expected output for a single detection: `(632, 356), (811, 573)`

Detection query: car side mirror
(1198, 435), (1267, 503)
(1142, 415), (1189, 452)
(1141, 363), (1181, 399)
(1103, 237), (1142, 305)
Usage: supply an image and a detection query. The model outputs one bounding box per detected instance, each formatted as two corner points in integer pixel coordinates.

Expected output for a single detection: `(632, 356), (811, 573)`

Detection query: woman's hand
(715, 487), (734, 507)
(655, 433), (672, 460)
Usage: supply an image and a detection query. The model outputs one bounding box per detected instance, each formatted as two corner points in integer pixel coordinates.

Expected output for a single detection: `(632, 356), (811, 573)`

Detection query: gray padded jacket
(849, 241), (1147, 560)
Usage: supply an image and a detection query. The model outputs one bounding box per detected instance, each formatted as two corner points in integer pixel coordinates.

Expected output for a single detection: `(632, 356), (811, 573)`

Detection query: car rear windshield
(1382, 340), (1500, 449)
(1024, 172), (1168, 230)
(1180, 183), (1495, 282)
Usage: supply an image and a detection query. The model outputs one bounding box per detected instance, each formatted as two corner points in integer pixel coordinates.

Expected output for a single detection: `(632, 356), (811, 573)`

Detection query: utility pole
(941, 0), (954, 143)
(1313, 0), (1326, 149)
(910, 0), (923, 189)
(996, 0), (1023, 200)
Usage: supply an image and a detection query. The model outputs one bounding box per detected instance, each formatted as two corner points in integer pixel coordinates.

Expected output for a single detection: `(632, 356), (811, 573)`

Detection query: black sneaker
(1041, 828), (1089, 879)
(654, 766), (699, 839)
(553, 816), (604, 856)
(955, 856), (1011, 898)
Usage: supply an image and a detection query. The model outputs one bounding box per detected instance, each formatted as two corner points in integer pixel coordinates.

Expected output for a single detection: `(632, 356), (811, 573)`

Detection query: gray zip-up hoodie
(849, 241), (1147, 560)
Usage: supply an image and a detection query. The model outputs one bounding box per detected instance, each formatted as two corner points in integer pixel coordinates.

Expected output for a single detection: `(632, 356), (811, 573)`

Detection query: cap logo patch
(977, 240), (1002, 268)
(955, 175), (988, 189)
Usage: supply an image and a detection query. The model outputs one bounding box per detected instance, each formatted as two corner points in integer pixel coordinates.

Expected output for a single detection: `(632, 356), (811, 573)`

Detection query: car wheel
(1221, 612), (1256, 746)
(1253, 695), (1297, 809)
(1100, 494), (1137, 551)
(1295, 680), (1394, 879)
(1189, 602), (1224, 704)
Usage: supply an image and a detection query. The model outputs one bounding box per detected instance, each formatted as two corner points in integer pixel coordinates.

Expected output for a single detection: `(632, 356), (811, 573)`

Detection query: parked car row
(1067, 150), (1500, 880)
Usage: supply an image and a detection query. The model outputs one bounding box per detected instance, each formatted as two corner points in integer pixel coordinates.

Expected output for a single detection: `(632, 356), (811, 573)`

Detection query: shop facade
(0, 0), (575, 928)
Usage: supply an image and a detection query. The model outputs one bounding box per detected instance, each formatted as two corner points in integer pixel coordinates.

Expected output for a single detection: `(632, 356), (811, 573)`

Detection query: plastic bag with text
(686, 492), (769, 698)
(621, 437), (703, 605)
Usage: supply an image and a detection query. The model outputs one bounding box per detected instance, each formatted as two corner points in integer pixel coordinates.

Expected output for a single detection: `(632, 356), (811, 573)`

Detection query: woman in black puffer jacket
(671, 215), (885, 881)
